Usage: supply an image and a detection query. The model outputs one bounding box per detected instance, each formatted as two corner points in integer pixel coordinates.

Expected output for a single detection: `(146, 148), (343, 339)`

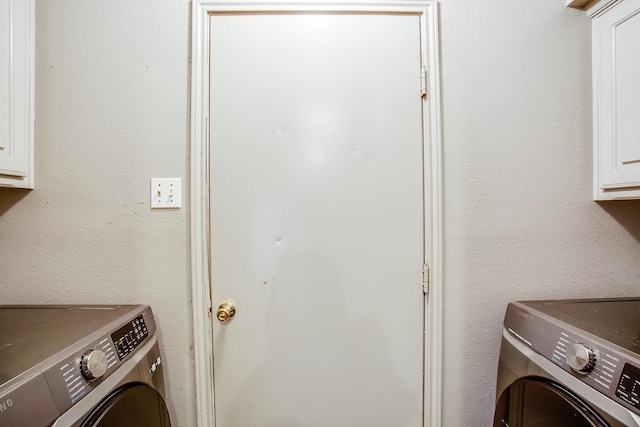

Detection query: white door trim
(190, 2), (443, 426)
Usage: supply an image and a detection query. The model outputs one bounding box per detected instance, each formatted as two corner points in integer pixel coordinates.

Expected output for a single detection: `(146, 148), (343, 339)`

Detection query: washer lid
(522, 298), (640, 355)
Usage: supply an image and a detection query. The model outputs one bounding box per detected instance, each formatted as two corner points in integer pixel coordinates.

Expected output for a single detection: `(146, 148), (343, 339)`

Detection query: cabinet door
(0, 0), (34, 188)
(593, 0), (640, 199)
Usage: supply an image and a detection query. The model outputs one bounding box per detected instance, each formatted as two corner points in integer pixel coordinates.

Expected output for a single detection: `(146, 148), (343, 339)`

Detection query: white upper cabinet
(589, 0), (640, 200)
(0, 0), (34, 189)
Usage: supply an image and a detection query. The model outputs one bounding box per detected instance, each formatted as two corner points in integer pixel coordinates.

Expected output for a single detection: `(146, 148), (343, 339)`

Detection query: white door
(209, 13), (425, 426)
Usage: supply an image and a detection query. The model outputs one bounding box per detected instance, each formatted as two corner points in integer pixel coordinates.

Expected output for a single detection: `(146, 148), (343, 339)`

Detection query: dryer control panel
(504, 301), (640, 417)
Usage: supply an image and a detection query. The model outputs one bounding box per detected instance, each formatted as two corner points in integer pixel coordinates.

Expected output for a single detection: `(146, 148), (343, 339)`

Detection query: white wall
(0, 1), (638, 426)
(440, 0), (640, 424)
(0, 1), (194, 426)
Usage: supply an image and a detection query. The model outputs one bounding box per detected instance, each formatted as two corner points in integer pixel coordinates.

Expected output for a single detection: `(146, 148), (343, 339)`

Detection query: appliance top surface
(0, 305), (143, 387)
(521, 297), (640, 355)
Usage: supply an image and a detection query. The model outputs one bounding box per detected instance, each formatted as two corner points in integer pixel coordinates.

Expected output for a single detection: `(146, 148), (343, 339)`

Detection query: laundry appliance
(494, 297), (640, 427)
(0, 305), (170, 426)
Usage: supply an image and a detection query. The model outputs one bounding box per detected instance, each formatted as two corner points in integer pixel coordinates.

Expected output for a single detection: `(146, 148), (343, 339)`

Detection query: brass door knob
(216, 300), (236, 322)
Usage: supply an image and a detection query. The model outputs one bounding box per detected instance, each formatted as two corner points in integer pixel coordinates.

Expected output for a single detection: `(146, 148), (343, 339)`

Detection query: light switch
(151, 178), (182, 209)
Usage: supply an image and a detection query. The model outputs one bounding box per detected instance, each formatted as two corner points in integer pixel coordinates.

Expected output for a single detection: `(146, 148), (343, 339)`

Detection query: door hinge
(422, 263), (430, 294)
(420, 66), (427, 99)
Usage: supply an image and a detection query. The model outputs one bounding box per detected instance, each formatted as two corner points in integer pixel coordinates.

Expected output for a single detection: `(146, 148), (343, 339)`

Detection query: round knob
(217, 300), (236, 322)
(566, 343), (596, 374)
(81, 349), (108, 380)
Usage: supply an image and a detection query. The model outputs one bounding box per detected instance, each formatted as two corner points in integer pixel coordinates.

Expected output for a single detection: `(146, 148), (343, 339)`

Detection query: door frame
(190, 2), (443, 426)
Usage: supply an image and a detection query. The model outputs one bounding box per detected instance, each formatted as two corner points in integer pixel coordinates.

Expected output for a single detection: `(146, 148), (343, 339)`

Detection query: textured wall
(440, 0), (640, 425)
(0, 1), (639, 426)
(0, 1), (194, 426)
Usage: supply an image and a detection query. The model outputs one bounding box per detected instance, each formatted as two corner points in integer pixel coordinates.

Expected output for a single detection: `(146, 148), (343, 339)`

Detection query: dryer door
(494, 377), (609, 427)
(81, 384), (171, 427)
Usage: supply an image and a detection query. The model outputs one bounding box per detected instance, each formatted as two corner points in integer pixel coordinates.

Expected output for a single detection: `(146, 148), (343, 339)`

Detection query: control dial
(81, 349), (108, 380)
(565, 343), (596, 374)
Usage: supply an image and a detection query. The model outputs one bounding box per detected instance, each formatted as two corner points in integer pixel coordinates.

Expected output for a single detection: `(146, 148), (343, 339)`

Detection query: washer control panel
(42, 307), (155, 416)
(51, 336), (118, 407)
(565, 343), (597, 374)
(616, 363), (640, 410)
(111, 315), (149, 360)
(505, 302), (640, 416)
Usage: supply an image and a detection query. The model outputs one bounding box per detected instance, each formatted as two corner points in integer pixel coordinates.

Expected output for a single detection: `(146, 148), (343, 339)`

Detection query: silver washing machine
(0, 305), (171, 426)
(494, 298), (640, 427)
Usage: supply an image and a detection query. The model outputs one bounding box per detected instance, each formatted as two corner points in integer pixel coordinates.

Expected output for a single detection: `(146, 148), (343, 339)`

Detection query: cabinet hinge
(422, 263), (430, 294)
(420, 66), (427, 99)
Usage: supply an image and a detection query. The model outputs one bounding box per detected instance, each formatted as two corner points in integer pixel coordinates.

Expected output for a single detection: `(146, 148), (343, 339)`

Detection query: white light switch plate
(151, 178), (182, 209)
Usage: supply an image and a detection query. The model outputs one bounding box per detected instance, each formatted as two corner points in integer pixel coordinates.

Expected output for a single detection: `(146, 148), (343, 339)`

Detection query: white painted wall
(440, 0), (640, 425)
(0, 1), (195, 426)
(0, 1), (638, 426)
